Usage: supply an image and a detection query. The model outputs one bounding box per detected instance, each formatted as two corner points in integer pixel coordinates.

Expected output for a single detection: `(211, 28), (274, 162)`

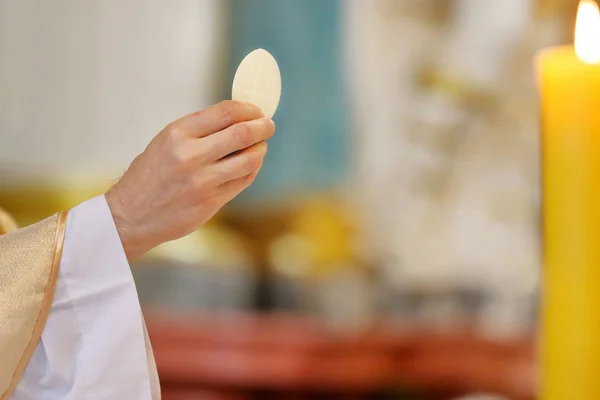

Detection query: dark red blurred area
(146, 312), (535, 400)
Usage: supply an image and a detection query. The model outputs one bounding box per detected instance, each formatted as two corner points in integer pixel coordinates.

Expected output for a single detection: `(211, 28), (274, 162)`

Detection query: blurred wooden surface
(146, 312), (535, 400)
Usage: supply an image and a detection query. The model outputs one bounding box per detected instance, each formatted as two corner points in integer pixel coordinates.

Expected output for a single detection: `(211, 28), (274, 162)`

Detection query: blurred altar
(0, 0), (583, 398)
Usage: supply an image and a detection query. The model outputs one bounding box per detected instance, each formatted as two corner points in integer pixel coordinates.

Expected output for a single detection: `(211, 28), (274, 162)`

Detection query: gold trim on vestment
(0, 211), (67, 399)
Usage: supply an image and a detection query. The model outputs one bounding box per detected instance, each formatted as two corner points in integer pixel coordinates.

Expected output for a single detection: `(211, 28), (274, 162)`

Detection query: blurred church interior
(0, 0), (582, 398)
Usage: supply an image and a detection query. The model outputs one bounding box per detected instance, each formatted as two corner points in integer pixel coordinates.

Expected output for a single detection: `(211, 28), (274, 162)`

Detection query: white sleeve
(12, 195), (160, 400)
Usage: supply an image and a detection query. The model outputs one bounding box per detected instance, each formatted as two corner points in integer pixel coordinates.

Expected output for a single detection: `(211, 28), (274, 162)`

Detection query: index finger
(173, 100), (263, 138)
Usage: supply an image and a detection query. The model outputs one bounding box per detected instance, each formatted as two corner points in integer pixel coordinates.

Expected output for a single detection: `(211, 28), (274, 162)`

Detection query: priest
(0, 100), (274, 399)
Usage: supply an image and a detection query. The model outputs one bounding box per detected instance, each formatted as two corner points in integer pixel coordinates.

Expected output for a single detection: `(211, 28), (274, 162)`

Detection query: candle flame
(575, 0), (600, 64)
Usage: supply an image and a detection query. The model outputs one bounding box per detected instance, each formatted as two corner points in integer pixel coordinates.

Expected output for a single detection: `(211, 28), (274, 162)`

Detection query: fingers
(211, 141), (268, 184)
(198, 118), (274, 162)
(218, 168), (260, 202)
(171, 101), (263, 138)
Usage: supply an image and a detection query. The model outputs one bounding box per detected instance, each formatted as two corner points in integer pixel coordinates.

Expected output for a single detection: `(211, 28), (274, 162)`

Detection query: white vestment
(12, 196), (160, 400)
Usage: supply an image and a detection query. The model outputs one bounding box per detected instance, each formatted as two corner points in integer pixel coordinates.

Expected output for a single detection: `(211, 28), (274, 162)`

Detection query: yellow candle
(538, 1), (600, 399)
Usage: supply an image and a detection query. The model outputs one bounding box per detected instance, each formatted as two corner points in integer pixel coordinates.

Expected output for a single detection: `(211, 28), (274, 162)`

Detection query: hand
(105, 100), (275, 260)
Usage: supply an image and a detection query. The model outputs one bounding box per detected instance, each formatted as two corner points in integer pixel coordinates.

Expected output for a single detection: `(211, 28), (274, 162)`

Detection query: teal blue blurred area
(227, 0), (349, 204)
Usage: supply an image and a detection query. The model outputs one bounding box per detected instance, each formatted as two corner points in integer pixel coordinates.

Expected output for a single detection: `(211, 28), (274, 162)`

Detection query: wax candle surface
(538, 5), (600, 396)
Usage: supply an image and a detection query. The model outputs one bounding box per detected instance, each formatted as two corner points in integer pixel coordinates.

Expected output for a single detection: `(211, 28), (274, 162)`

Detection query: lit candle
(538, 1), (600, 399)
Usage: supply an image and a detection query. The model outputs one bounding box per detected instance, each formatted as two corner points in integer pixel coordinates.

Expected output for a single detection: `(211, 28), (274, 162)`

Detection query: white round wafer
(232, 48), (281, 119)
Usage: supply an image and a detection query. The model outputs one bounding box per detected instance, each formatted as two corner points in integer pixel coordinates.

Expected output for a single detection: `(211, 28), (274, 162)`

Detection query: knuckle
(195, 143), (213, 162)
(233, 123), (252, 149)
(246, 173), (259, 186)
(266, 127), (275, 140)
(172, 145), (192, 165)
(209, 169), (228, 186)
(244, 174), (256, 185)
(164, 123), (184, 140)
(191, 172), (212, 191)
(245, 151), (263, 171)
(254, 141), (268, 158)
(217, 100), (240, 124)
(260, 141), (268, 153)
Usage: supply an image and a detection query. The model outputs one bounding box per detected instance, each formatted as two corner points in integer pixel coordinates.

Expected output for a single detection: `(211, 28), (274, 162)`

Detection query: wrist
(105, 187), (148, 261)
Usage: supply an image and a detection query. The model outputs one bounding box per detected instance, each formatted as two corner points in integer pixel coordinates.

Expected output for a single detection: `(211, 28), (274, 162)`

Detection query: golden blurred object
(268, 233), (313, 278)
(291, 200), (354, 262)
(285, 197), (360, 278)
(419, 68), (497, 107)
(537, 0), (580, 15)
(380, 0), (452, 22)
(223, 194), (361, 278)
(0, 207), (18, 235)
(537, 0), (582, 36)
(145, 223), (252, 269)
(0, 181), (109, 226)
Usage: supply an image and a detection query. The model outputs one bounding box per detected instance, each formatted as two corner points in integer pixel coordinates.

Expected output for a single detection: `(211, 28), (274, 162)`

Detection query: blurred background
(0, 0), (583, 398)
